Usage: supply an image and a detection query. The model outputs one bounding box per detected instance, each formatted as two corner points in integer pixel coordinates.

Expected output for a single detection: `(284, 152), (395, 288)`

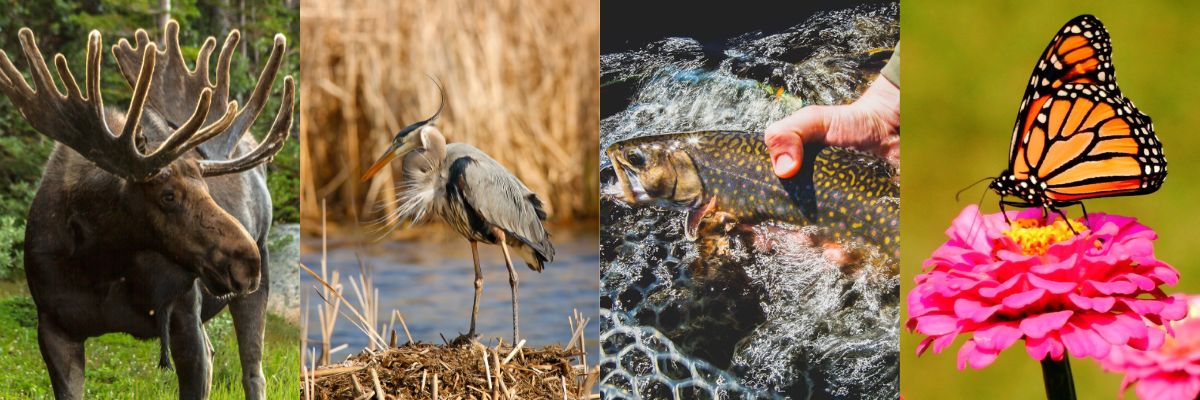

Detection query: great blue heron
(360, 83), (554, 343)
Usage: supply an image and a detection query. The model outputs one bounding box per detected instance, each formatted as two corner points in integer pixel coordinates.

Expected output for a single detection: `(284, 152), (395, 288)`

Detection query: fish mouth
(622, 167), (652, 202)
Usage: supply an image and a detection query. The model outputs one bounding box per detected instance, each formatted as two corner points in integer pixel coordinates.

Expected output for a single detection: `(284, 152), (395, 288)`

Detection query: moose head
(0, 21), (294, 296)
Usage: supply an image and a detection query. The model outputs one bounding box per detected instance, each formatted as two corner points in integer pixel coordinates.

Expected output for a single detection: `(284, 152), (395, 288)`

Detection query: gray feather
(442, 144), (554, 263)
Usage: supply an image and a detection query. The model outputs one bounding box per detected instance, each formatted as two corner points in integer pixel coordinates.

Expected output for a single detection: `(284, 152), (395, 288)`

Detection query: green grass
(0, 284), (298, 399)
(902, 1), (1200, 398)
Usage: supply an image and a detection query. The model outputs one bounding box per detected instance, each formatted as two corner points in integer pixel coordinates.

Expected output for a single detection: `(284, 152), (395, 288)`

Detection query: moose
(0, 20), (293, 399)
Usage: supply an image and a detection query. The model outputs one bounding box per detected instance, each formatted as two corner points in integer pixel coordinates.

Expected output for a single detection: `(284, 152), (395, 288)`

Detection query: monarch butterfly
(989, 15), (1164, 222)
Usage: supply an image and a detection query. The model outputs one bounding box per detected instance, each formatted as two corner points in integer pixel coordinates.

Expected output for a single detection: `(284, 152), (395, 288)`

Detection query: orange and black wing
(1009, 15), (1117, 166)
(1011, 83), (1164, 202)
(1007, 15), (1164, 203)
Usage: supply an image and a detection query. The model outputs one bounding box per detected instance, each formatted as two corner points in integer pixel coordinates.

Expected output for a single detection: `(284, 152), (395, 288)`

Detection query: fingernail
(774, 154), (797, 178)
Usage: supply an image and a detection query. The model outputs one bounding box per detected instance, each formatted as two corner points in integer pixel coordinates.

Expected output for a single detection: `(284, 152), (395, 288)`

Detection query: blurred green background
(902, 1), (1200, 398)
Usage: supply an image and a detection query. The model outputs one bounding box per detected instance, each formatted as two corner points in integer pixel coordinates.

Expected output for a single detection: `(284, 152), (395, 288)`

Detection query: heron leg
(469, 240), (482, 337)
(497, 231), (520, 343)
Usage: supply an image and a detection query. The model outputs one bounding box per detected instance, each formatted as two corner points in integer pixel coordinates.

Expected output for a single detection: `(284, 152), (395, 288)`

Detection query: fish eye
(626, 150), (646, 168)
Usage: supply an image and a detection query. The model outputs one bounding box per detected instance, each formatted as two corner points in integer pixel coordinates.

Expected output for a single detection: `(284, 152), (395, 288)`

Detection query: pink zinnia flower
(907, 205), (1187, 369)
(1100, 295), (1200, 400)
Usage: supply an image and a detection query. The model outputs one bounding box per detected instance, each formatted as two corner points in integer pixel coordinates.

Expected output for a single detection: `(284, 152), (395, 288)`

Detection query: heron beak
(361, 141), (415, 182)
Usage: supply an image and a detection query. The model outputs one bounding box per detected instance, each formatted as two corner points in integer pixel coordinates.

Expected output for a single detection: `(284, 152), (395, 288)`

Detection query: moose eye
(626, 151), (646, 169)
(161, 190), (176, 204)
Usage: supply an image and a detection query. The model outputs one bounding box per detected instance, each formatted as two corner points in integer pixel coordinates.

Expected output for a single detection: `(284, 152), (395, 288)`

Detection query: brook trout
(606, 130), (898, 258)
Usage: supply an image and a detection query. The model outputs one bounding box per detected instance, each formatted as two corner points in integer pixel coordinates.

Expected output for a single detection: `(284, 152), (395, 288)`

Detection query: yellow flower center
(1003, 218), (1087, 255)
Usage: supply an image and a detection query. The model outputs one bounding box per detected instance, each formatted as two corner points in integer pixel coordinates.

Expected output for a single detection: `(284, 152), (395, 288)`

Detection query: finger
(765, 108), (828, 179)
(764, 126), (802, 179)
(767, 106), (831, 145)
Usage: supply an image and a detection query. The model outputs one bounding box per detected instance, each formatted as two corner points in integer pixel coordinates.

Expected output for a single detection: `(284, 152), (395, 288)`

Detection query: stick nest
(308, 341), (593, 399)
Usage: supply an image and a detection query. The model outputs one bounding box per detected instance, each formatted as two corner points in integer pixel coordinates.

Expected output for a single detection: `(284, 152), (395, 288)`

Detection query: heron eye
(626, 151), (646, 169)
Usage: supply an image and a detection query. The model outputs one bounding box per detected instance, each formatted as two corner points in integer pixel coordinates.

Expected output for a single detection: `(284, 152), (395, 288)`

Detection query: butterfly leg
(1050, 206), (1080, 234)
(1062, 201), (1089, 230)
(1000, 200), (1037, 226)
(999, 201), (1011, 225)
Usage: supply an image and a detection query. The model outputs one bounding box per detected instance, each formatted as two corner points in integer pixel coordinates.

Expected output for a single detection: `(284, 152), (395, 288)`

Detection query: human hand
(765, 77), (900, 178)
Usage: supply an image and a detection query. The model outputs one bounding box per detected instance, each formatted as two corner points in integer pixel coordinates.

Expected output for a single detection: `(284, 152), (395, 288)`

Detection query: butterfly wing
(1007, 15), (1164, 203)
(1015, 83), (1164, 202)
(1010, 15), (1117, 167)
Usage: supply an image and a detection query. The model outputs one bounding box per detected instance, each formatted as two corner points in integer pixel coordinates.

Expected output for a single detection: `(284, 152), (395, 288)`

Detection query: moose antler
(197, 74), (293, 177)
(0, 28), (239, 182)
(113, 20), (290, 161)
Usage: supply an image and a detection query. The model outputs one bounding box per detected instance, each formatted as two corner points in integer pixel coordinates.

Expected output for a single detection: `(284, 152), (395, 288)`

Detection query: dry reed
(308, 340), (595, 399)
(299, 0), (600, 232)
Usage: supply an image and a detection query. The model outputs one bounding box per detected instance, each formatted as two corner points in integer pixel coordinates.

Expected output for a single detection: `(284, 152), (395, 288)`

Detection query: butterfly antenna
(964, 186), (993, 242)
(956, 176), (994, 202)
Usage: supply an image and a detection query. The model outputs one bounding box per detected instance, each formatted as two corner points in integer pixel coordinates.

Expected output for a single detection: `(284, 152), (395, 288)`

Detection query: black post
(1041, 355), (1077, 400)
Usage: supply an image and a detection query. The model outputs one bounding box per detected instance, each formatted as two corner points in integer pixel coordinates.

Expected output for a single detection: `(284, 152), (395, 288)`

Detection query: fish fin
(684, 197), (718, 241)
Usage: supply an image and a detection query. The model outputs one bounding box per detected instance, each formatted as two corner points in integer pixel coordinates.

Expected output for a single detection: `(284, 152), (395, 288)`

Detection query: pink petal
(954, 298), (1000, 322)
(916, 337), (935, 356)
(957, 340), (999, 370)
(1134, 375), (1200, 400)
(930, 331), (959, 354)
(1026, 335), (1065, 361)
(973, 323), (1021, 352)
(1027, 274), (1077, 294)
(1091, 296), (1116, 313)
(1121, 298), (1166, 316)
(910, 207), (1185, 376)
(915, 315), (960, 336)
(1020, 311), (1074, 339)
(1059, 323), (1110, 359)
(1161, 296), (1189, 321)
(1088, 315), (1133, 345)
(979, 274), (1022, 298)
(1002, 288), (1047, 309)
(1090, 280), (1137, 295)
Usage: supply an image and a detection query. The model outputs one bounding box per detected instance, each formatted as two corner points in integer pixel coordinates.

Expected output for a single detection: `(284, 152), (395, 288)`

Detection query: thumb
(765, 107), (829, 179)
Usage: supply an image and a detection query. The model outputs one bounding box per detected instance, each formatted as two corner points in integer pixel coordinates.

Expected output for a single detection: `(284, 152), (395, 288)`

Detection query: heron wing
(445, 145), (554, 263)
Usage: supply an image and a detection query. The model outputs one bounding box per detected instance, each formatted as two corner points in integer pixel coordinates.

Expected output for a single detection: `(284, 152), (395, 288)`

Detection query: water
(599, 3), (899, 399)
(301, 225), (599, 362)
